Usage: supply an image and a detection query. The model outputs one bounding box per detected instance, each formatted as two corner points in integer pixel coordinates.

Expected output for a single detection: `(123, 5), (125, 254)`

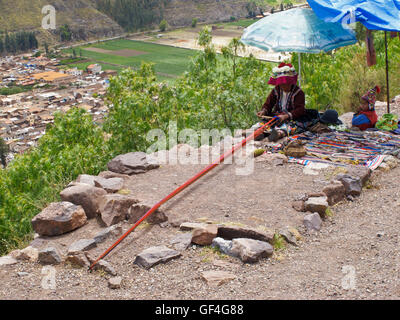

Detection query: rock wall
(164, 0), (252, 26)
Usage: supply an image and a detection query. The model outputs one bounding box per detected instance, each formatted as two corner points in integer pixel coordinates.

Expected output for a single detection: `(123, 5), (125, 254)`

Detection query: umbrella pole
(385, 31), (390, 114)
(298, 53), (302, 87)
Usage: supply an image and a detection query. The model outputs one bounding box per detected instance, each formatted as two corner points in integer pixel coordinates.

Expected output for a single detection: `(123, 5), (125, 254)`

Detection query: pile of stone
(30, 152), (163, 237)
(133, 222), (298, 270)
(291, 164), (391, 233)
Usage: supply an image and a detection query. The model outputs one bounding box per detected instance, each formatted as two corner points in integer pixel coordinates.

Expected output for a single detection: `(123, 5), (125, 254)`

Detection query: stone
(335, 174), (362, 196)
(0, 256), (18, 266)
(279, 227), (301, 246)
(107, 152), (159, 175)
(31, 202), (87, 236)
(256, 153), (288, 166)
(98, 171), (130, 180)
(75, 174), (97, 186)
(93, 225), (123, 244)
(60, 184), (107, 219)
(230, 238), (273, 263)
(304, 196), (329, 216)
(65, 252), (90, 268)
(108, 276), (122, 289)
(17, 272), (29, 277)
(217, 226), (274, 244)
(191, 224), (218, 246)
(322, 182), (346, 206)
(15, 246), (39, 262)
(201, 271), (237, 287)
(211, 237), (234, 256)
(170, 233), (192, 251)
(291, 200), (306, 212)
(92, 260), (117, 276)
(179, 222), (208, 231)
(303, 213), (322, 232)
(346, 167), (371, 186)
(38, 247), (62, 265)
(68, 239), (97, 255)
(303, 162), (332, 175)
(94, 177), (124, 193)
(127, 203), (168, 225)
(383, 155), (398, 169)
(134, 246), (181, 269)
(99, 194), (139, 227)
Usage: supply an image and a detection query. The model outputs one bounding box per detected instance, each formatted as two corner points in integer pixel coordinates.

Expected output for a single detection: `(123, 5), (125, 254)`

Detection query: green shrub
(191, 18), (198, 28)
(159, 19), (168, 32)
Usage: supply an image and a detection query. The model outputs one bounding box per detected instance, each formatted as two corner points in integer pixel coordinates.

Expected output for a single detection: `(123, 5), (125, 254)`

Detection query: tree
(192, 18), (198, 28)
(0, 138), (9, 168)
(159, 19), (168, 32)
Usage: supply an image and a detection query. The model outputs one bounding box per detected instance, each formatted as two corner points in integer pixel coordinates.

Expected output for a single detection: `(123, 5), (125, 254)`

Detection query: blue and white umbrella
(241, 7), (357, 84)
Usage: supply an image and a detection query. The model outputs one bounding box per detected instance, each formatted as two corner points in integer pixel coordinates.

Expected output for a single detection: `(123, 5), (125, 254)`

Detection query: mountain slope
(0, 0), (123, 44)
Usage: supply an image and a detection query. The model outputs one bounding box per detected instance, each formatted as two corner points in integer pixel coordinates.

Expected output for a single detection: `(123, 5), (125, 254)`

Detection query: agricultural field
(62, 39), (199, 82)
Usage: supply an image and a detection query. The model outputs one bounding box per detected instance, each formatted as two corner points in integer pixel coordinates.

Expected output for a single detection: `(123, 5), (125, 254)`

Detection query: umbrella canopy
(307, 0), (400, 32)
(307, 0), (400, 113)
(240, 7), (357, 53)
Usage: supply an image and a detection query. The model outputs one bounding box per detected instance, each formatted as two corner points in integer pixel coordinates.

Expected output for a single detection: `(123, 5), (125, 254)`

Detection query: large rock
(322, 182), (346, 206)
(211, 237), (234, 256)
(304, 196), (329, 216)
(31, 202), (87, 236)
(217, 226), (274, 244)
(14, 246), (39, 262)
(346, 166), (371, 186)
(60, 184), (107, 219)
(279, 227), (301, 246)
(179, 222), (208, 231)
(38, 247), (62, 265)
(92, 259), (117, 276)
(230, 238), (273, 263)
(93, 225), (123, 244)
(335, 174), (362, 196)
(107, 152), (159, 175)
(65, 252), (90, 268)
(134, 246), (181, 269)
(191, 224), (218, 245)
(0, 256), (18, 266)
(99, 194), (138, 227)
(68, 239), (97, 255)
(94, 177), (124, 193)
(303, 213), (322, 232)
(201, 271), (237, 287)
(170, 233), (192, 251)
(127, 203), (168, 225)
(98, 171), (130, 180)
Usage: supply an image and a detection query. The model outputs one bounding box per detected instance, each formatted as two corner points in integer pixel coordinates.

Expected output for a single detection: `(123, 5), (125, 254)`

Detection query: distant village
(0, 51), (117, 160)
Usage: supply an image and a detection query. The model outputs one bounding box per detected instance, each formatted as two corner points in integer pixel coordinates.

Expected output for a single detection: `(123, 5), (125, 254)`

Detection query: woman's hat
(319, 109), (343, 125)
(268, 62), (298, 86)
(362, 85), (381, 110)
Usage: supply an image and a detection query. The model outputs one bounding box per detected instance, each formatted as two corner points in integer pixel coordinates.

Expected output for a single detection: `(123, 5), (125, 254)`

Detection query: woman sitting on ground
(352, 86), (380, 131)
(257, 63), (306, 141)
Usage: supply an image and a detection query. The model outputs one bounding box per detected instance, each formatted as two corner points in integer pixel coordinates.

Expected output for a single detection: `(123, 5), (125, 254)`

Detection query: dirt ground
(1, 100), (400, 300)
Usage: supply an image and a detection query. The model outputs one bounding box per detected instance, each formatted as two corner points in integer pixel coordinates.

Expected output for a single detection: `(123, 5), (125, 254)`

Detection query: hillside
(0, 0), (260, 46)
(164, 0), (254, 27)
(0, 0), (124, 45)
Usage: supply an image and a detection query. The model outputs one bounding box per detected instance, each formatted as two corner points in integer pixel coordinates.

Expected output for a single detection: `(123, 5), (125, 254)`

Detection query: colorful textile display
(286, 130), (400, 170)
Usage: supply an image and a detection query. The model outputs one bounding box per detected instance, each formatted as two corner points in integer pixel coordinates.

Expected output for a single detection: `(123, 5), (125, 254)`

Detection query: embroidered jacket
(261, 85), (306, 120)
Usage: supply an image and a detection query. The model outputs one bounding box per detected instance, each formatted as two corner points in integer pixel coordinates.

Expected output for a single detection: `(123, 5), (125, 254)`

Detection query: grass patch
(199, 245), (228, 262)
(224, 19), (258, 28)
(272, 233), (286, 251)
(62, 39), (197, 80)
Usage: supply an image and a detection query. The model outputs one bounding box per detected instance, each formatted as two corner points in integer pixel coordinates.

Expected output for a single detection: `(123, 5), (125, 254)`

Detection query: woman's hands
(277, 113), (289, 123)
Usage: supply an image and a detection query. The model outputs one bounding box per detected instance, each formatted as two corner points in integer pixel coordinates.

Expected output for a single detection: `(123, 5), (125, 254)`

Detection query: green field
(63, 39), (198, 82)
